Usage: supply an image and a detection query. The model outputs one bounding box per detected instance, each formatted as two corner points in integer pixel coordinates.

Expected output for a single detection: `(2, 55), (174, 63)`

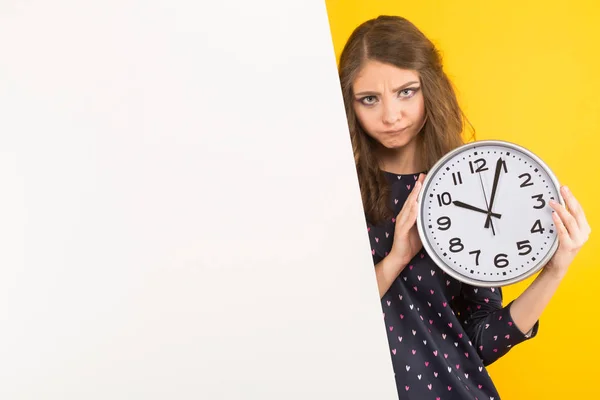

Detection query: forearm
(374, 253), (406, 299)
(509, 268), (564, 335)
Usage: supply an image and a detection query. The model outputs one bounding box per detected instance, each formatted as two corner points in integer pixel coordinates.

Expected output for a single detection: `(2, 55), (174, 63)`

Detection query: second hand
(478, 172), (496, 236)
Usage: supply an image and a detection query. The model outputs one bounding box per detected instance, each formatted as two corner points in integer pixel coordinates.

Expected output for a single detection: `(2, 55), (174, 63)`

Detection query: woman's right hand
(388, 173), (426, 270)
(374, 173), (426, 298)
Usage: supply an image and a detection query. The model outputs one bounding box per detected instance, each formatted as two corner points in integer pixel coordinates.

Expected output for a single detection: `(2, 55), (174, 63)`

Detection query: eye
(399, 87), (420, 98)
(360, 95), (378, 105)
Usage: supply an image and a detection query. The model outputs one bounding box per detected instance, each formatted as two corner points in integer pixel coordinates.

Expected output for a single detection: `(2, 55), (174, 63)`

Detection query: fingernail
(563, 186), (570, 193)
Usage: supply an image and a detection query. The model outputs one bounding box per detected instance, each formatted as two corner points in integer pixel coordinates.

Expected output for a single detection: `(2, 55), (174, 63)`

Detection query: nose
(382, 99), (401, 125)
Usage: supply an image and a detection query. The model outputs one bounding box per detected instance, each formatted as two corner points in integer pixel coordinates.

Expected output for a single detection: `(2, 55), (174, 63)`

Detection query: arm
(510, 184), (591, 334)
(508, 268), (563, 334)
(374, 253), (406, 299)
(371, 175), (426, 299)
(456, 285), (538, 366)
(460, 184), (591, 365)
(459, 267), (564, 365)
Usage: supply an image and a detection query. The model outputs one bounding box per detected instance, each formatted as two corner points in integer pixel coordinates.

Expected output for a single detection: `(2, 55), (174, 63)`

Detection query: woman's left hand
(545, 185), (592, 279)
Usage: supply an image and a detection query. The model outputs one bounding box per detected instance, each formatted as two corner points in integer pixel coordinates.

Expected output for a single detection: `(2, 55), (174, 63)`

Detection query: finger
(400, 180), (422, 214)
(413, 179), (423, 202)
(398, 181), (422, 230)
(416, 177), (427, 203)
(549, 200), (579, 238)
(399, 193), (420, 235)
(561, 186), (592, 236)
(409, 190), (420, 222)
(395, 180), (421, 217)
(552, 210), (572, 248)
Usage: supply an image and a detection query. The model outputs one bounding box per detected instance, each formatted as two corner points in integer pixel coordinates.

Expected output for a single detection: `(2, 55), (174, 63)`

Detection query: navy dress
(367, 171), (539, 400)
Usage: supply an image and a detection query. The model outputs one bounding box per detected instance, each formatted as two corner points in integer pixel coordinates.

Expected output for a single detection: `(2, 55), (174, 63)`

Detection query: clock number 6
(494, 253), (509, 268)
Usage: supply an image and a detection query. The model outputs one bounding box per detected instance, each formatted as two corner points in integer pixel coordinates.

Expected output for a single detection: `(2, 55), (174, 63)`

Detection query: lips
(383, 126), (410, 134)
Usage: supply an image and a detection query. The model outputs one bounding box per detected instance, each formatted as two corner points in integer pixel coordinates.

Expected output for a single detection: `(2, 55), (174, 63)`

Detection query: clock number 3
(531, 194), (546, 209)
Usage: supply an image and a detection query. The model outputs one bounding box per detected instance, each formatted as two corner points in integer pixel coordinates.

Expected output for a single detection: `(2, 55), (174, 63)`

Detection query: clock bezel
(416, 139), (565, 287)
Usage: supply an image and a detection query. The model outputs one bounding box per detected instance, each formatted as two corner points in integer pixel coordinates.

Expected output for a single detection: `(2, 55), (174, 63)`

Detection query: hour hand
(485, 157), (504, 228)
(452, 200), (502, 219)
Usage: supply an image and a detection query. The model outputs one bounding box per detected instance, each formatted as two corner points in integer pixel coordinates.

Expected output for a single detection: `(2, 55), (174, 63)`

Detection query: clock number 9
(449, 238), (464, 253)
(494, 253), (509, 268)
(437, 216), (451, 231)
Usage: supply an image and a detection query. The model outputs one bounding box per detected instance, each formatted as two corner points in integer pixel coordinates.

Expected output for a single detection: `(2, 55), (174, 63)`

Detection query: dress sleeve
(454, 284), (540, 366)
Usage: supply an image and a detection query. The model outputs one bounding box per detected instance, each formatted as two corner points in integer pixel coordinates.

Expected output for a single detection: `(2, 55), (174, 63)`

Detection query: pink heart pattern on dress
(368, 176), (534, 398)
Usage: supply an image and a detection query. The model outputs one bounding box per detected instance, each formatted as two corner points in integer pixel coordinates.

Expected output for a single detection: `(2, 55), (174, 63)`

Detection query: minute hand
(485, 157), (504, 228)
(453, 201), (502, 218)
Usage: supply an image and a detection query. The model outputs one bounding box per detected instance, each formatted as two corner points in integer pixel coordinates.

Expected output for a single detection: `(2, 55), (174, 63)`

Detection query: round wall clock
(416, 140), (564, 287)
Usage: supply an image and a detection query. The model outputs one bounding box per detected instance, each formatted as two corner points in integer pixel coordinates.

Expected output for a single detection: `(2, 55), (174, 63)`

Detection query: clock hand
(485, 157), (504, 229)
(452, 201), (502, 218)
(477, 170), (496, 236)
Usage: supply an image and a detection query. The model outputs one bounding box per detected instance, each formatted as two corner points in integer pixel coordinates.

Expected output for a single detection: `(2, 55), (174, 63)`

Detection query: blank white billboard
(0, 1), (398, 399)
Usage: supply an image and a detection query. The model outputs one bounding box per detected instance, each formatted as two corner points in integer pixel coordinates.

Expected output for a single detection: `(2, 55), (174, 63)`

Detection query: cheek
(354, 106), (378, 133)
(407, 98), (426, 125)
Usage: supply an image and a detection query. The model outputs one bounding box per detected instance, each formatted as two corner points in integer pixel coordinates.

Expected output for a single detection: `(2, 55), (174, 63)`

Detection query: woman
(338, 15), (591, 399)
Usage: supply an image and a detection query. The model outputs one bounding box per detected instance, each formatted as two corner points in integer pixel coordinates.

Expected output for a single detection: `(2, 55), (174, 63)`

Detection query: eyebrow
(354, 81), (420, 96)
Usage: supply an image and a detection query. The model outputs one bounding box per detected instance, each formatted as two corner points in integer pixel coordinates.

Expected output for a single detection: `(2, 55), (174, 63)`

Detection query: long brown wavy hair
(338, 15), (474, 225)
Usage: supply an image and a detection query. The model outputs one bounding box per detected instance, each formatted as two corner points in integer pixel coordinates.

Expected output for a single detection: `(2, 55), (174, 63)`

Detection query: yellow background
(324, 1), (599, 398)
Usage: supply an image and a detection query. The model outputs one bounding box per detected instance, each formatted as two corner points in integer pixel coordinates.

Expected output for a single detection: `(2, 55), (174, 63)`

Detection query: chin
(381, 134), (417, 150)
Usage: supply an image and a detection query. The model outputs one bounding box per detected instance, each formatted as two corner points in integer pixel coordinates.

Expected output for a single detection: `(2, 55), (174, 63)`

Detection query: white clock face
(417, 140), (563, 287)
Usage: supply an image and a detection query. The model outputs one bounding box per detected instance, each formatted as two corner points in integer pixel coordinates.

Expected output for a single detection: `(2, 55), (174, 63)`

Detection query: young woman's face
(352, 60), (426, 150)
